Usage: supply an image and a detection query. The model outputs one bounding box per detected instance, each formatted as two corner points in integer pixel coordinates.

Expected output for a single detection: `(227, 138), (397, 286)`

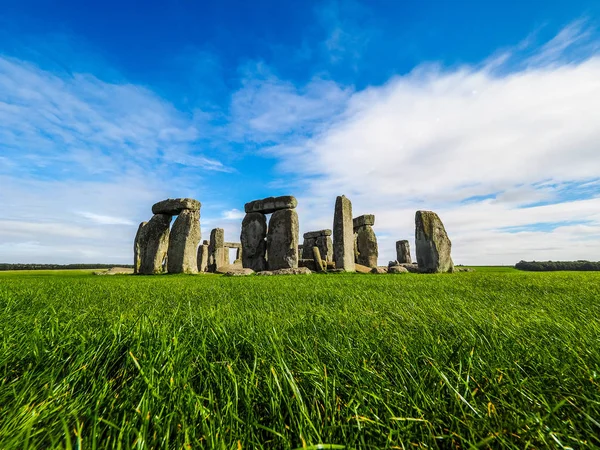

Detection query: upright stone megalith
(139, 214), (172, 274)
(333, 195), (355, 272)
(197, 241), (209, 272)
(353, 214), (378, 268)
(133, 221), (147, 274)
(415, 211), (453, 273)
(241, 212), (267, 272)
(396, 240), (412, 264)
(167, 209), (200, 273)
(267, 209), (299, 270)
(302, 230), (333, 263)
(208, 228), (227, 272)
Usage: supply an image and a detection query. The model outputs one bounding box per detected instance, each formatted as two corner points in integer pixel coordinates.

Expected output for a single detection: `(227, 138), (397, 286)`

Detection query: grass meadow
(0, 268), (599, 448)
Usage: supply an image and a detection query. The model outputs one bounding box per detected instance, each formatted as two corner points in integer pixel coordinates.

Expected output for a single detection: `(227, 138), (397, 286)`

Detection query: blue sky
(1, 0), (600, 265)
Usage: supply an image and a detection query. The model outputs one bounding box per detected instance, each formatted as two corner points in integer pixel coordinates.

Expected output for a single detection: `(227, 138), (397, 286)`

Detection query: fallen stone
(455, 267), (475, 272)
(244, 195), (298, 214)
(398, 263), (420, 273)
(133, 221), (147, 274)
(138, 214), (172, 274)
(152, 198), (200, 215)
(415, 211), (454, 273)
(353, 214), (375, 230)
(94, 267), (134, 276)
(396, 240), (412, 264)
(333, 195), (355, 272)
(215, 261), (244, 274)
(241, 212), (268, 272)
(388, 260), (399, 267)
(388, 265), (409, 274)
(267, 209), (299, 270)
(271, 267), (312, 275)
(255, 271), (274, 276)
(356, 225), (378, 268)
(354, 263), (372, 273)
(167, 209), (201, 274)
(370, 267), (388, 274)
(312, 246), (326, 272)
(223, 268), (255, 277)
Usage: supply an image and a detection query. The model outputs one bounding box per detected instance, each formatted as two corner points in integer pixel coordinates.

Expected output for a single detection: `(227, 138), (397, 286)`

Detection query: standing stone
(267, 209), (299, 270)
(333, 196), (355, 271)
(315, 235), (333, 263)
(139, 214), (172, 274)
(241, 213), (267, 272)
(197, 243), (209, 272)
(208, 228), (227, 272)
(356, 225), (378, 268)
(167, 209), (201, 274)
(396, 240), (412, 264)
(415, 211), (454, 273)
(133, 221), (147, 274)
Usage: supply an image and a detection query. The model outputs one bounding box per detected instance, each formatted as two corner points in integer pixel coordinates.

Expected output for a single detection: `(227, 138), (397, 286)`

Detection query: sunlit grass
(0, 269), (599, 448)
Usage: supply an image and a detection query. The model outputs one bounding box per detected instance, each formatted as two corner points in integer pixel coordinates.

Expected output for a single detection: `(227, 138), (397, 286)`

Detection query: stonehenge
(353, 214), (378, 268)
(167, 209), (201, 274)
(415, 210), (454, 273)
(302, 230), (333, 263)
(396, 240), (411, 264)
(133, 194), (457, 276)
(134, 198), (200, 274)
(240, 212), (268, 272)
(333, 195), (355, 272)
(241, 195), (299, 271)
(137, 214), (172, 274)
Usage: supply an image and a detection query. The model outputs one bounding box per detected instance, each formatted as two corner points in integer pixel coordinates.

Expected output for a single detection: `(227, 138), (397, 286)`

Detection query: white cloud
(258, 22), (600, 265)
(222, 209), (245, 220)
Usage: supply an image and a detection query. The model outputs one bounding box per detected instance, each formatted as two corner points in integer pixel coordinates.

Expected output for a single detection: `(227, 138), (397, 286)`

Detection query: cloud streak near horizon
(1, 18), (599, 265)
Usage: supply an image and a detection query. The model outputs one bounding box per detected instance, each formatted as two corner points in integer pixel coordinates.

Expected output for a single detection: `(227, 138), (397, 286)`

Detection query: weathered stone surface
(257, 267), (311, 276)
(197, 244), (209, 272)
(312, 246), (325, 272)
(139, 214), (172, 274)
(396, 240), (412, 264)
(208, 228), (227, 272)
(302, 231), (333, 261)
(399, 263), (420, 273)
(356, 225), (378, 268)
(133, 221), (147, 274)
(223, 268), (255, 277)
(303, 229), (332, 239)
(244, 196), (298, 214)
(203, 240), (209, 245)
(298, 259), (317, 271)
(241, 212), (268, 272)
(415, 211), (454, 273)
(388, 265), (409, 274)
(333, 195), (355, 272)
(267, 209), (299, 270)
(388, 260), (399, 267)
(353, 214), (375, 230)
(371, 267), (388, 274)
(152, 198), (200, 215)
(167, 209), (200, 274)
(355, 263), (371, 273)
(224, 242), (242, 249)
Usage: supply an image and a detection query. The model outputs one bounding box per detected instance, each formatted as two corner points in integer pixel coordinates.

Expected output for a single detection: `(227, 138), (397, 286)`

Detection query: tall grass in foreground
(0, 270), (599, 448)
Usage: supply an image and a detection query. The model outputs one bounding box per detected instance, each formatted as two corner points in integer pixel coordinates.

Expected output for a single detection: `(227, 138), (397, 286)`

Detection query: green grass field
(1, 269), (599, 448)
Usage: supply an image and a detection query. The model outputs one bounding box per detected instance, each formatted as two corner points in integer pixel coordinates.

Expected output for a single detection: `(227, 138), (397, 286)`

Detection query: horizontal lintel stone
(353, 214), (375, 229)
(244, 196), (297, 214)
(152, 198), (201, 215)
(303, 229), (332, 239)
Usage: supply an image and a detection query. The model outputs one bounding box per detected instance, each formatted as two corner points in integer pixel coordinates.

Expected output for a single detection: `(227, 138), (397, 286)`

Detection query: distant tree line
(515, 260), (600, 271)
(0, 264), (133, 271)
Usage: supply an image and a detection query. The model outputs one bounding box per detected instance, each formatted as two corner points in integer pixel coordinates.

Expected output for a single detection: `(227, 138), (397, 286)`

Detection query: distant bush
(0, 263), (133, 271)
(515, 260), (600, 271)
